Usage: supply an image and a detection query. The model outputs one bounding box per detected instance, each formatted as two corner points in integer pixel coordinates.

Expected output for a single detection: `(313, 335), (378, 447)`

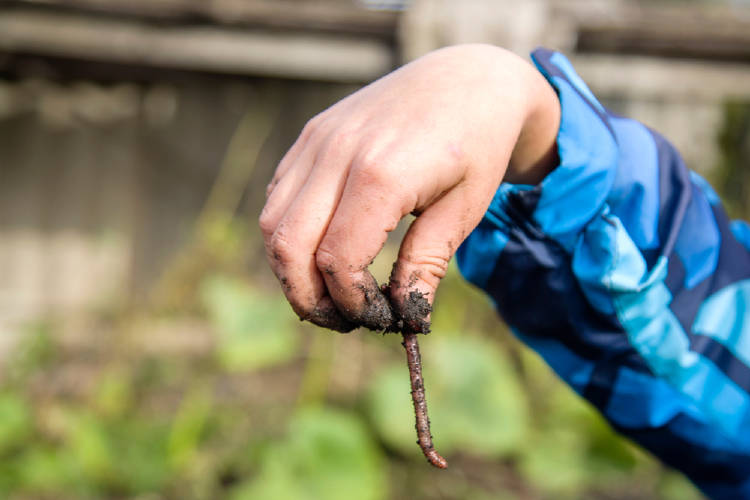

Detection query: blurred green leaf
(201, 275), (300, 371)
(0, 392), (32, 454)
(518, 427), (589, 498)
(517, 349), (640, 496)
(93, 367), (134, 419)
(430, 264), (497, 334)
(231, 408), (387, 500)
(65, 410), (116, 483)
(16, 446), (80, 495)
(367, 334), (529, 459)
(658, 471), (704, 500)
(111, 418), (171, 493)
(7, 322), (55, 382)
(168, 386), (213, 470)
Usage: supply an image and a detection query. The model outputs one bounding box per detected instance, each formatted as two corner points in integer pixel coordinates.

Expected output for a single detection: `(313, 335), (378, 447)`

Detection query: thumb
(388, 182), (492, 333)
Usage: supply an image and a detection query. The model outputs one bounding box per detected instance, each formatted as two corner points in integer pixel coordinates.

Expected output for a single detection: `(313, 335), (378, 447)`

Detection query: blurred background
(0, 0), (749, 498)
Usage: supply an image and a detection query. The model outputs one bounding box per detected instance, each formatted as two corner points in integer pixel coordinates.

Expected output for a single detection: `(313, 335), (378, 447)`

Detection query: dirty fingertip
(396, 288), (432, 334)
(386, 267), (433, 334)
(305, 296), (358, 333)
(352, 274), (395, 332)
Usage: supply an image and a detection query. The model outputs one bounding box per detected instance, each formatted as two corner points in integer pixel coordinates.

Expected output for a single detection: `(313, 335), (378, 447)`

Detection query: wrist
(506, 61), (561, 185)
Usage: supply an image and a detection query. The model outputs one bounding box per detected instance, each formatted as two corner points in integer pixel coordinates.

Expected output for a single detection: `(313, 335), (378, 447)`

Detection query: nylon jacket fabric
(456, 48), (750, 499)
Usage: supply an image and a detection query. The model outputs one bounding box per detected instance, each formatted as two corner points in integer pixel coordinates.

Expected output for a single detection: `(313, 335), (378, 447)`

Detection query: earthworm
(401, 332), (448, 469)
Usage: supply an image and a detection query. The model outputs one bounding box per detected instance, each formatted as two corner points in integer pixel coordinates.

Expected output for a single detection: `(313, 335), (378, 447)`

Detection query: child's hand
(259, 44), (560, 332)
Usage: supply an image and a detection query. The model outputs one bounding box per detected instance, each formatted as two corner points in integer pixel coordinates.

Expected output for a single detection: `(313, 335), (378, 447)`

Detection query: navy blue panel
(670, 206), (750, 331)
(583, 352), (634, 411)
(651, 130), (692, 258)
(691, 335), (750, 394)
(485, 220), (649, 377)
(506, 185), (543, 219)
(667, 203), (750, 392)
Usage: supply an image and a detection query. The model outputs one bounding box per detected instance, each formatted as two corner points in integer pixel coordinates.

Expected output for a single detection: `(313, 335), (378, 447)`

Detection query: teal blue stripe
(693, 280), (750, 370)
(571, 208), (750, 440)
(618, 280), (750, 439)
(610, 242), (750, 440)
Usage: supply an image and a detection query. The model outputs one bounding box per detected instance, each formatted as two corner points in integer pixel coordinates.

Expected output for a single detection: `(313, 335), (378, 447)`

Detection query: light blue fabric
(610, 247), (750, 441)
(694, 280), (750, 370)
(531, 72), (618, 252)
(606, 366), (702, 429)
(607, 116), (661, 250)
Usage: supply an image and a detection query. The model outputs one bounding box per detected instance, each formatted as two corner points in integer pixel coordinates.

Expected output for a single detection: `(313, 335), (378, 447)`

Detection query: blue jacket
(457, 48), (750, 499)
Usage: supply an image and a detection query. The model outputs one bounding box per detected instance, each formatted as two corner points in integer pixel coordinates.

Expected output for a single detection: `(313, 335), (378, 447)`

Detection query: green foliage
(367, 334), (529, 459)
(14, 446), (79, 495)
(659, 471), (705, 500)
(713, 100), (750, 219)
(168, 386), (213, 470)
(0, 229), (708, 500)
(0, 392), (32, 454)
(94, 366), (134, 418)
(7, 322), (55, 382)
(201, 274), (300, 371)
(516, 349), (642, 497)
(230, 408), (387, 500)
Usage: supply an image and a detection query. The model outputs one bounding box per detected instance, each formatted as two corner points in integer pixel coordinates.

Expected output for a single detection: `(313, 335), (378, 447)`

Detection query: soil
(306, 278), (432, 335)
(306, 296), (357, 333)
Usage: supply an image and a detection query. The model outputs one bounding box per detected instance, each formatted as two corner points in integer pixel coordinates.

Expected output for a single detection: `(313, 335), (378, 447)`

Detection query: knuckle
(320, 128), (356, 158)
(258, 208), (276, 239)
(264, 180), (277, 200)
(315, 245), (340, 276)
(301, 112), (326, 141)
(269, 229), (295, 264)
(352, 151), (393, 189)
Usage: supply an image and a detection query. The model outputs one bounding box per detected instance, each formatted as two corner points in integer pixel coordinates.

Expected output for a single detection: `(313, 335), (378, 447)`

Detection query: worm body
(402, 332), (448, 469)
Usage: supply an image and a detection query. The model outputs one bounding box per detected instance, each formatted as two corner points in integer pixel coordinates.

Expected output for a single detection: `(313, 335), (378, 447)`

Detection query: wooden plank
(0, 9), (395, 81)
(2, 0), (399, 37)
(570, 54), (750, 101)
(571, 3), (750, 63)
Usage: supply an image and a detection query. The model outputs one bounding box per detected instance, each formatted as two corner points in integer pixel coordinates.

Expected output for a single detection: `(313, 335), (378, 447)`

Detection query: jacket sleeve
(456, 47), (750, 500)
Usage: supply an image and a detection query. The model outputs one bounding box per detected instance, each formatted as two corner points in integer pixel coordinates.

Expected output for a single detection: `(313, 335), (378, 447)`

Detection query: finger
(259, 145), (315, 240)
(264, 115), (321, 199)
(388, 181), (495, 332)
(264, 143), (356, 332)
(315, 176), (401, 331)
(315, 152), (460, 332)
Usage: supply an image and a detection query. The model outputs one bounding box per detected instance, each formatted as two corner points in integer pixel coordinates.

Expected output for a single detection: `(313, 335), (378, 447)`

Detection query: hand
(259, 44), (560, 332)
